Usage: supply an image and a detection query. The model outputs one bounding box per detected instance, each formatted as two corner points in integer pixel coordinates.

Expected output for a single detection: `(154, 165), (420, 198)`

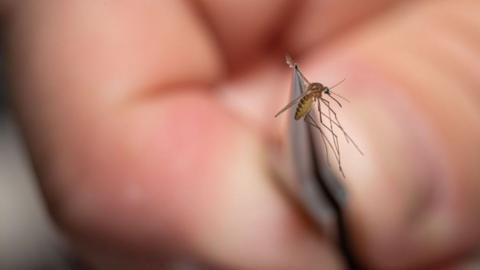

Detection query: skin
(3, 0), (480, 269)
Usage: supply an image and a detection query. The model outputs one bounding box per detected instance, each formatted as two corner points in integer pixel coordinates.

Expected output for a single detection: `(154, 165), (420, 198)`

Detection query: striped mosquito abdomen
(294, 87), (323, 120)
(295, 92), (315, 120)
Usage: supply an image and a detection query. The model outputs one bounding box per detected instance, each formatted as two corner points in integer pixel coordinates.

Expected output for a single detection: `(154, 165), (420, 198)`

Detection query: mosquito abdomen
(295, 94), (315, 120)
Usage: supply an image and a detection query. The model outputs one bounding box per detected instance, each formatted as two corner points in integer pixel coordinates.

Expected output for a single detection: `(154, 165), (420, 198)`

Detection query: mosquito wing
(275, 92), (307, 117)
(275, 57), (309, 117)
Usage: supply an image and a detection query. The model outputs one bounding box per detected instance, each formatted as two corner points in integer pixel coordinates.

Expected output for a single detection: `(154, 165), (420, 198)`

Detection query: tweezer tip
(285, 54), (295, 68)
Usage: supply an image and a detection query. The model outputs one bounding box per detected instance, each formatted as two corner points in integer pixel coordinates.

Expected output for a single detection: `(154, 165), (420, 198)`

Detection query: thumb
(293, 0), (480, 268)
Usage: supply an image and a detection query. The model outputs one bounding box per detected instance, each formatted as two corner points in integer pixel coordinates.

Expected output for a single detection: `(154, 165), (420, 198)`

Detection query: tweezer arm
(287, 62), (361, 269)
(287, 65), (339, 238)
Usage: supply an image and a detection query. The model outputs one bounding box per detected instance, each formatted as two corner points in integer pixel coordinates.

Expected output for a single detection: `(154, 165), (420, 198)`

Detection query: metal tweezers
(286, 60), (361, 269)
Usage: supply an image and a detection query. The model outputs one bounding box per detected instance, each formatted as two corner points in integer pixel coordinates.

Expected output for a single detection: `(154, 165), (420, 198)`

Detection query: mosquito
(275, 55), (363, 177)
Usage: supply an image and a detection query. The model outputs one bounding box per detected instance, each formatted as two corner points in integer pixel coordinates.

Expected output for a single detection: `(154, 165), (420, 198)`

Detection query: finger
(288, 0), (480, 268)
(197, 0), (292, 67)
(197, 0), (405, 68)
(7, 1), (341, 269)
(282, 0), (404, 54)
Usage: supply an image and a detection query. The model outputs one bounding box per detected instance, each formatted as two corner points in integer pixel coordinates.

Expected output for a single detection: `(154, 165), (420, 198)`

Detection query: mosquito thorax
(309, 82), (324, 91)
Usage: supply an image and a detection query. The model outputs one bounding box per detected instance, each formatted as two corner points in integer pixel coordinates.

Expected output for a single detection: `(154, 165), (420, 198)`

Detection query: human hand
(5, 0), (480, 269)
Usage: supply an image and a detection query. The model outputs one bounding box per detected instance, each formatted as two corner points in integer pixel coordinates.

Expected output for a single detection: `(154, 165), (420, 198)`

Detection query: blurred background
(2, 1), (480, 269)
(0, 54), (78, 269)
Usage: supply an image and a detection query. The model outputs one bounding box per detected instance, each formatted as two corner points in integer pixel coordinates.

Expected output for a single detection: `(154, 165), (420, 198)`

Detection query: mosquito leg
(319, 109), (364, 155)
(320, 98), (341, 126)
(306, 113), (331, 168)
(331, 92), (350, 103)
(327, 94), (343, 108)
(305, 113), (345, 177)
(321, 98), (349, 142)
(313, 113), (337, 135)
(321, 133), (331, 169)
(313, 112), (341, 145)
(305, 113), (339, 162)
(318, 100), (324, 125)
(319, 99), (344, 137)
(320, 99), (341, 162)
(315, 101), (332, 166)
(320, 98), (364, 156)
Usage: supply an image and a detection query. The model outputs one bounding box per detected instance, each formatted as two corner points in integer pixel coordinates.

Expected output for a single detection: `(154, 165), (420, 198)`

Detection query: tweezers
(286, 61), (361, 269)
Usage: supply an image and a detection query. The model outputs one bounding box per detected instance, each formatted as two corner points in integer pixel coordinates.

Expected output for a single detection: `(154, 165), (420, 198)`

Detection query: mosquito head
(323, 87), (331, 95)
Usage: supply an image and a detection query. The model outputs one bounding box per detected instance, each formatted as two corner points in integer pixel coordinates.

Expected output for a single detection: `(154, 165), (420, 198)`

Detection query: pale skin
(3, 0), (480, 269)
